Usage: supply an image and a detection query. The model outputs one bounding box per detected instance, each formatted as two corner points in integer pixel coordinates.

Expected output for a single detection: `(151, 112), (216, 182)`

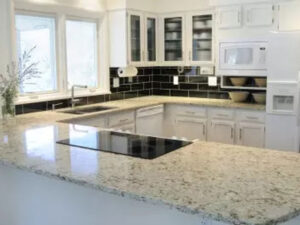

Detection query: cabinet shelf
(165, 39), (182, 41)
(193, 38), (212, 41)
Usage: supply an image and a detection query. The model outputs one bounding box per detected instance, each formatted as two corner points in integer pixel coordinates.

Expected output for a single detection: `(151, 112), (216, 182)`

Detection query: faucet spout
(71, 85), (88, 108)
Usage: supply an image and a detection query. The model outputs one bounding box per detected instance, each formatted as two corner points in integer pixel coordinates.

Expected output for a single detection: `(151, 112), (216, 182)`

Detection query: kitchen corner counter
(3, 96), (300, 225)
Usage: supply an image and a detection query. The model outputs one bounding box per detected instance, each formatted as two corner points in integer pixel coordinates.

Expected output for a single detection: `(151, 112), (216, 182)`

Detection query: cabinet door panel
(237, 123), (265, 148)
(278, 2), (300, 31)
(162, 14), (185, 65)
(175, 117), (207, 141)
(72, 117), (107, 128)
(209, 120), (235, 144)
(145, 16), (157, 64)
(190, 13), (213, 64)
(245, 4), (273, 27)
(217, 6), (241, 29)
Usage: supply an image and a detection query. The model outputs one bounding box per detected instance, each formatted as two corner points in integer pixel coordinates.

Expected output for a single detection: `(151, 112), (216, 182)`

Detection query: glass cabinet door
(192, 15), (212, 62)
(130, 15), (141, 62)
(146, 17), (156, 62)
(164, 17), (183, 61)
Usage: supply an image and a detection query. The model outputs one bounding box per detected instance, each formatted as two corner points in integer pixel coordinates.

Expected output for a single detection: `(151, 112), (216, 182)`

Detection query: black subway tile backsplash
(15, 66), (232, 115)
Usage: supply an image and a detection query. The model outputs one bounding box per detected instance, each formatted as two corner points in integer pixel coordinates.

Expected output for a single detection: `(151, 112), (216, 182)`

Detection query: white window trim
(12, 2), (110, 105)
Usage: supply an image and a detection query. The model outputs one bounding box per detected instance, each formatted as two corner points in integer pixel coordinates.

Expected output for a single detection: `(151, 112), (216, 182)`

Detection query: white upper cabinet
(187, 11), (214, 65)
(278, 1), (300, 31)
(217, 6), (242, 29)
(245, 3), (274, 27)
(109, 10), (158, 67)
(161, 14), (186, 65)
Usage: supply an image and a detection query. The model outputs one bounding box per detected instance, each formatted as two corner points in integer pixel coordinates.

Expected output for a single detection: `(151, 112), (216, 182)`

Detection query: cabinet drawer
(108, 111), (135, 127)
(175, 105), (207, 118)
(210, 108), (234, 120)
(237, 110), (265, 123)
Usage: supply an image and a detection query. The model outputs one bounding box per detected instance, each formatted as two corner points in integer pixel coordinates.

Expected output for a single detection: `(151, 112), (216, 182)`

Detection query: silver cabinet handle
(119, 119), (129, 123)
(231, 127), (234, 139)
(246, 116), (259, 120)
(239, 128), (242, 140)
(203, 124), (206, 136)
(185, 111), (196, 115)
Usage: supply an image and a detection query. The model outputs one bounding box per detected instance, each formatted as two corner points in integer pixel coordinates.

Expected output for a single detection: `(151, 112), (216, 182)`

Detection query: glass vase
(1, 101), (15, 119)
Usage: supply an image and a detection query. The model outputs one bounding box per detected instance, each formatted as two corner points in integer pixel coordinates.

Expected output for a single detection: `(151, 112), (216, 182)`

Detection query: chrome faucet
(71, 85), (88, 108)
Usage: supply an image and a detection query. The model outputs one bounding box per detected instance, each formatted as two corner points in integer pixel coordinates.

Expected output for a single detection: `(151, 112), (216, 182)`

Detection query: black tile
(188, 76), (208, 83)
(161, 83), (179, 90)
(137, 68), (144, 75)
(110, 87), (118, 93)
(144, 68), (153, 75)
(153, 75), (170, 82)
(87, 95), (106, 104)
(189, 91), (208, 98)
(143, 82), (152, 89)
(23, 102), (47, 114)
(161, 67), (178, 75)
(131, 83), (143, 91)
(153, 67), (161, 75)
(15, 105), (23, 115)
(138, 90), (150, 96)
(109, 93), (124, 101)
(124, 91), (138, 99)
(153, 89), (170, 96)
(110, 68), (118, 77)
(179, 83), (198, 90)
(171, 90), (189, 97)
(138, 76), (150, 83)
(152, 82), (161, 89)
(118, 85), (131, 92)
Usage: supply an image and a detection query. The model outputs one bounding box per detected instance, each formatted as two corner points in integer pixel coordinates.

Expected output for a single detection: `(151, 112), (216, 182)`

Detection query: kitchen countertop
(2, 96), (300, 225)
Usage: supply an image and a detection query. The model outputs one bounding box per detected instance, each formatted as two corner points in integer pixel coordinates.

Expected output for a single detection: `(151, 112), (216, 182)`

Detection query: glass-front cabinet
(145, 15), (158, 65)
(127, 11), (158, 66)
(128, 12), (143, 65)
(162, 14), (185, 65)
(187, 12), (214, 65)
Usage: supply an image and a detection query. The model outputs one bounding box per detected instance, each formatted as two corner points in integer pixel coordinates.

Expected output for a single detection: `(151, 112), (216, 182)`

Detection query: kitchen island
(0, 96), (300, 225)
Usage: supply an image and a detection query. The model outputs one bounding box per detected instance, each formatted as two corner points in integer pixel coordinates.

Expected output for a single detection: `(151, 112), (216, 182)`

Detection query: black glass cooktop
(57, 131), (192, 159)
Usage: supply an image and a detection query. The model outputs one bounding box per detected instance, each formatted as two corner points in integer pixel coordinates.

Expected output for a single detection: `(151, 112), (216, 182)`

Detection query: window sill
(15, 89), (111, 105)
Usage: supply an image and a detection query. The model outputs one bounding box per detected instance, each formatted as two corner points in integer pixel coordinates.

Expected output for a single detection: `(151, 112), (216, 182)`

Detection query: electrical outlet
(173, 76), (179, 85)
(113, 78), (120, 88)
(208, 77), (217, 87)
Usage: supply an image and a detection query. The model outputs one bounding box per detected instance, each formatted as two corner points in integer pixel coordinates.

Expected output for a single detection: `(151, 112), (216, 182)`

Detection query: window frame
(65, 16), (100, 91)
(13, 3), (110, 105)
(15, 10), (60, 96)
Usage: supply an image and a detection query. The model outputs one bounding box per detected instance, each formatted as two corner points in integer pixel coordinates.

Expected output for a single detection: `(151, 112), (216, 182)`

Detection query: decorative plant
(0, 47), (40, 117)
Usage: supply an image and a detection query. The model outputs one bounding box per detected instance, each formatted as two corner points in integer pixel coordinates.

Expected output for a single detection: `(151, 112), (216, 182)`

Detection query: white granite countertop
(2, 96), (300, 225)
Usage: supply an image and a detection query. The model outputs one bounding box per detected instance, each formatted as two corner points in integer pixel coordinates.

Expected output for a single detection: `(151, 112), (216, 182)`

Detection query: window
(15, 14), (57, 94)
(66, 20), (98, 89)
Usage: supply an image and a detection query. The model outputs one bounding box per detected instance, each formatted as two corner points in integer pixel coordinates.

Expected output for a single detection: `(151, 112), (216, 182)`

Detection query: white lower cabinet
(208, 120), (235, 144)
(175, 116), (207, 141)
(108, 111), (136, 133)
(70, 116), (107, 128)
(237, 122), (265, 148)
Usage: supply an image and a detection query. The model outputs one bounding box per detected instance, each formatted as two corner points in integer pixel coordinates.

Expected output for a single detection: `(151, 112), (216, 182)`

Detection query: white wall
(154, 0), (211, 13)
(0, 0), (13, 117)
(15, 0), (107, 12)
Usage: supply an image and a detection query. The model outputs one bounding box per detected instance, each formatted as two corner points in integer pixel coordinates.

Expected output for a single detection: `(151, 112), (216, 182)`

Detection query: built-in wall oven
(218, 40), (268, 76)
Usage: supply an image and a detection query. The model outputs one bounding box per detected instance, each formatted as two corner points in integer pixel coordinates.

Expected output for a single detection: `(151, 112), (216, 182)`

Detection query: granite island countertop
(2, 96), (300, 225)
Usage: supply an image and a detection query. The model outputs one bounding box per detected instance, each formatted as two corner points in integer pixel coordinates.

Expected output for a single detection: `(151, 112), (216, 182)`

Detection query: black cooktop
(57, 131), (192, 159)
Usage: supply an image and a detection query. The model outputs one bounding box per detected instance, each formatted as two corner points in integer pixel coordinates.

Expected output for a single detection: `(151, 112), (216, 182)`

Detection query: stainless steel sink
(61, 106), (116, 115)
